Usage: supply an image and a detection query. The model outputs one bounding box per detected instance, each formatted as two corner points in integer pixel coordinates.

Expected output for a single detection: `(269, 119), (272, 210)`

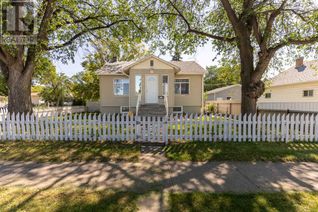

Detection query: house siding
(258, 81), (318, 112)
(99, 75), (129, 108)
(174, 75), (203, 109)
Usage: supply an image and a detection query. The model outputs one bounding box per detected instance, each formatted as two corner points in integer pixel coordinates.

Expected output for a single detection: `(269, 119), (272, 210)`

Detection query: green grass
(164, 142), (318, 162)
(2, 187), (317, 212)
(0, 141), (140, 162)
(0, 186), (139, 212)
(169, 192), (318, 212)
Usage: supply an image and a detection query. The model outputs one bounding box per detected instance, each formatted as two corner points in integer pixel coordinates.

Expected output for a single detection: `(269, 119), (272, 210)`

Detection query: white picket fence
(0, 112), (318, 143)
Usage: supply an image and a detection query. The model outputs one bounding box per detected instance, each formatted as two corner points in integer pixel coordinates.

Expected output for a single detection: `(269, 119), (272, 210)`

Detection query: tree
(0, 0), (144, 113)
(205, 60), (240, 91)
(148, 0), (318, 113)
(40, 72), (71, 106)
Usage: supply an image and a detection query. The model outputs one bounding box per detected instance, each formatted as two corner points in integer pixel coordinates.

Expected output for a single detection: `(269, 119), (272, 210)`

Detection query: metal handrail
(163, 83), (169, 117)
(136, 93), (142, 116)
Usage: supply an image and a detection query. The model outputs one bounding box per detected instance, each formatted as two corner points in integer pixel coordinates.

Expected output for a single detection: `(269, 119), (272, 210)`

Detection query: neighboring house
(205, 84), (241, 115)
(206, 84), (241, 101)
(97, 55), (205, 115)
(258, 58), (318, 112)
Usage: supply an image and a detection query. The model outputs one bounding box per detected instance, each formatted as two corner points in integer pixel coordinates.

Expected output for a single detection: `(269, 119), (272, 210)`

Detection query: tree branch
(165, 0), (235, 42)
(46, 19), (136, 50)
(270, 35), (318, 52)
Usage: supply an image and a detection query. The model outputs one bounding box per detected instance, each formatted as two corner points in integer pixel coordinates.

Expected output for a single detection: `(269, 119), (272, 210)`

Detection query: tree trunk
(7, 64), (33, 114)
(238, 37), (263, 115)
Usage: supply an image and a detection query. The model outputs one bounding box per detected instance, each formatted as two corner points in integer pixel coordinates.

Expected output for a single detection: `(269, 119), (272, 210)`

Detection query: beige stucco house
(97, 55), (205, 115)
(258, 58), (318, 112)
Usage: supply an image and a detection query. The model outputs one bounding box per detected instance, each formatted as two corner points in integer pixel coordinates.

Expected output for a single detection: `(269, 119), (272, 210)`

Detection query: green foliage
(204, 60), (240, 91)
(206, 104), (216, 113)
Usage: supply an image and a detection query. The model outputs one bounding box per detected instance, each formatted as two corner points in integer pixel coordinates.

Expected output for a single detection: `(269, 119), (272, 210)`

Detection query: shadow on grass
(169, 192), (318, 212)
(163, 142), (318, 162)
(0, 141), (141, 162)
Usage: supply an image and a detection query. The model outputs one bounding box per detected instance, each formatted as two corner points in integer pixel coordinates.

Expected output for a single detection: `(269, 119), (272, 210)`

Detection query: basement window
(120, 106), (129, 113)
(172, 106), (183, 114)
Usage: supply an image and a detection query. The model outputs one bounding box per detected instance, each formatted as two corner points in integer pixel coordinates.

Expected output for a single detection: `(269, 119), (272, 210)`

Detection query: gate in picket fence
(0, 112), (318, 143)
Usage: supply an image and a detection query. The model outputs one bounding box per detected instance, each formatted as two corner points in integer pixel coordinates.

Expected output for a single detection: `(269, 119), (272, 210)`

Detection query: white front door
(145, 75), (158, 103)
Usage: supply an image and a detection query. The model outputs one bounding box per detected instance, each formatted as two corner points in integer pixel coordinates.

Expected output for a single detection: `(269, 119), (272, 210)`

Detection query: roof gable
(206, 84), (241, 94)
(97, 54), (206, 75)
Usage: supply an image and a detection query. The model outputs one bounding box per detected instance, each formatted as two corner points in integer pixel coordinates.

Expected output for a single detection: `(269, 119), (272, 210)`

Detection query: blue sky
(54, 42), (219, 77)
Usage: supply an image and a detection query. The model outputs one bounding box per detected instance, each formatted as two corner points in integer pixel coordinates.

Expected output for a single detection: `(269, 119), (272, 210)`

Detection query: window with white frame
(172, 106), (183, 113)
(303, 90), (314, 97)
(120, 106), (129, 113)
(265, 93), (271, 98)
(175, 79), (189, 95)
(113, 79), (129, 96)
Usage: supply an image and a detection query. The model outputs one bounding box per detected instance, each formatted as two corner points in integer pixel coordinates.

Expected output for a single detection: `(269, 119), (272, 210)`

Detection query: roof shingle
(271, 60), (318, 86)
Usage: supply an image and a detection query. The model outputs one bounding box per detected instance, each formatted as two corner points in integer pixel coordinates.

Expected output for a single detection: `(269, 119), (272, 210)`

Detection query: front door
(145, 75), (158, 103)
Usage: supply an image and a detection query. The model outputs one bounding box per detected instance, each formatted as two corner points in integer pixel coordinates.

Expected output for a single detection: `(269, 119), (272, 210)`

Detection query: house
(206, 84), (241, 101)
(258, 58), (318, 113)
(205, 84), (241, 115)
(97, 55), (205, 115)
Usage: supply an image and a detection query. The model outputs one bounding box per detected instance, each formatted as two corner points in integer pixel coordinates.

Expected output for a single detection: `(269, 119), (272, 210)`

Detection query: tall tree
(148, 0), (318, 113)
(0, 0), (144, 113)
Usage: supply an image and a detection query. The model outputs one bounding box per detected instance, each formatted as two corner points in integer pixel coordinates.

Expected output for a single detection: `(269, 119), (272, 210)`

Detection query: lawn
(164, 142), (318, 162)
(169, 192), (318, 212)
(1, 186), (317, 212)
(0, 186), (139, 212)
(0, 141), (140, 162)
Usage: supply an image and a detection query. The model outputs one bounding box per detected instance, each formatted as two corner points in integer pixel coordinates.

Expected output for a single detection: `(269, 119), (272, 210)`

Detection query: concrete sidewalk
(0, 154), (317, 193)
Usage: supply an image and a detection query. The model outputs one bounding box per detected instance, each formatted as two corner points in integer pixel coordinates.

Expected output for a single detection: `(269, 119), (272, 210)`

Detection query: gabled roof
(97, 55), (205, 75)
(270, 60), (318, 87)
(206, 84), (241, 94)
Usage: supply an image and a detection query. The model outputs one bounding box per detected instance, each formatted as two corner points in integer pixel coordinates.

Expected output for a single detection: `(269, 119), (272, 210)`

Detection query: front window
(135, 75), (142, 94)
(303, 90), (314, 97)
(175, 79), (189, 95)
(113, 79), (129, 96)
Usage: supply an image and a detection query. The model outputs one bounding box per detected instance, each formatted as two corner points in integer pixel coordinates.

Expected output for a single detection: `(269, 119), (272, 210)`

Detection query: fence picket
(0, 112), (317, 143)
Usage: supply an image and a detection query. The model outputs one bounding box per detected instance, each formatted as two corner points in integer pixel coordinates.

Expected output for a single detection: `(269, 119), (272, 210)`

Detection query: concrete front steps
(138, 104), (167, 116)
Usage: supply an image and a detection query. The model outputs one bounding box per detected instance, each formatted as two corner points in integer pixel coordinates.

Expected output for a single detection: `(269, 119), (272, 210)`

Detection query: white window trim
(120, 106), (129, 114)
(113, 78), (129, 96)
(303, 90), (314, 97)
(265, 93), (271, 99)
(174, 78), (190, 95)
(172, 106), (183, 114)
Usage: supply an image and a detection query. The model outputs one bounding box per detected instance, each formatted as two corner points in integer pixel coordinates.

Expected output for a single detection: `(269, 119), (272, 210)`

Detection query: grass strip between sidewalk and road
(164, 142), (318, 162)
(0, 186), (317, 212)
(0, 141), (141, 162)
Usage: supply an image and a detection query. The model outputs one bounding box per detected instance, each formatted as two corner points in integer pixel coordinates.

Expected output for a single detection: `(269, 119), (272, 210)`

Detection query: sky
(54, 42), (220, 77)
(54, 41), (316, 78)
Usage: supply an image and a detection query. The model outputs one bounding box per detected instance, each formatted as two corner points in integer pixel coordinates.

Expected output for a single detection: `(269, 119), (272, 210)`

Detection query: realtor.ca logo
(0, 0), (37, 44)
